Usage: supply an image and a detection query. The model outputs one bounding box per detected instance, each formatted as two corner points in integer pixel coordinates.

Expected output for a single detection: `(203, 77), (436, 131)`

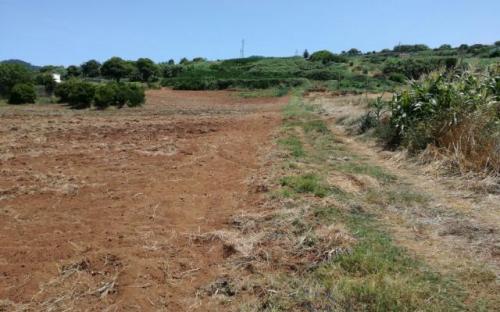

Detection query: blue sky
(1, 0), (499, 66)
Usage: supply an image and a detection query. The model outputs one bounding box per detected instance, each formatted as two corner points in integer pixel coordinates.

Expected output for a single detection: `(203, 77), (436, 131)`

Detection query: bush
(388, 73), (406, 83)
(393, 44), (430, 53)
(303, 69), (338, 80)
(55, 79), (95, 109)
(94, 83), (119, 109)
(124, 83), (145, 107)
(8, 83), (36, 104)
(0, 63), (32, 96)
(94, 82), (145, 109)
(309, 50), (346, 64)
(35, 73), (57, 95)
(383, 57), (457, 80)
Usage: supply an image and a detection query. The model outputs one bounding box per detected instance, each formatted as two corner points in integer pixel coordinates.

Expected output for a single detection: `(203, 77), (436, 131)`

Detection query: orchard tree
(101, 57), (131, 82)
(0, 63), (32, 96)
(81, 60), (101, 77)
(136, 58), (158, 82)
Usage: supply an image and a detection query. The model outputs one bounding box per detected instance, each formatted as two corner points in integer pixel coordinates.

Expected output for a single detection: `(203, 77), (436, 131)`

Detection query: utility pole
(240, 39), (245, 58)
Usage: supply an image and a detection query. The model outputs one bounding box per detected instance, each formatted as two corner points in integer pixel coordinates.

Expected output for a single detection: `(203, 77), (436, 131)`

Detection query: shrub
(94, 83), (119, 109)
(0, 63), (32, 96)
(303, 69), (338, 80)
(388, 73), (406, 83)
(393, 44), (430, 53)
(309, 50), (346, 64)
(383, 57), (457, 79)
(35, 73), (57, 95)
(124, 83), (145, 107)
(8, 83), (36, 104)
(55, 79), (95, 109)
(489, 48), (500, 58)
(93, 82), (145, 109)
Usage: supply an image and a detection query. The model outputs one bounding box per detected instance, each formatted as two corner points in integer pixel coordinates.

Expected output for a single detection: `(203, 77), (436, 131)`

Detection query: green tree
(0, 63), (32, 96)
(66, 65), (81, 78)
(101, 57), (131, 82)
(136, 58), (158, 82)
(303, 49), (310, 59)
(179, 57), (189, 65)
(347, 48), (362, 55)
(8, 83), (36, 104)
(35, 73), (57, 95)
(309, 50), (346, 64)
(81, 60), (101, 77)
(438, 44), (452, 50)
(168, 59), (175, 65)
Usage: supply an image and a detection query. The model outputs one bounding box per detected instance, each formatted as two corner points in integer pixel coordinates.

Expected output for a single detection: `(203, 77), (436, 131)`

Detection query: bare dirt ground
(0, 90), (287, 311)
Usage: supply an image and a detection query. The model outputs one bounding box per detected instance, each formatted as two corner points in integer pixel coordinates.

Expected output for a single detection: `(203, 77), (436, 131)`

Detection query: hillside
(0, 59), (40, 71)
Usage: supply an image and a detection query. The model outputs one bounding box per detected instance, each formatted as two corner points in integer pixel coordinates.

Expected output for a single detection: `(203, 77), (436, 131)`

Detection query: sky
(0, 0), (499, 66)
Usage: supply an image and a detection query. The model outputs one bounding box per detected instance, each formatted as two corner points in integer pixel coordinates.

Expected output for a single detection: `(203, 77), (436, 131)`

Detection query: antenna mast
(240, 39), (245, 58)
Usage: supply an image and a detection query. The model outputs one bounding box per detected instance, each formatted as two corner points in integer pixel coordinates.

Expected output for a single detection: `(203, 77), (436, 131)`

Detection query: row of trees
(64, 57), (160, 82)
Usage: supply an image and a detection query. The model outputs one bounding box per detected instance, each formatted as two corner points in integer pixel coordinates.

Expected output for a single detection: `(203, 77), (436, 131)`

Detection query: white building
(52, 73), (61, 83)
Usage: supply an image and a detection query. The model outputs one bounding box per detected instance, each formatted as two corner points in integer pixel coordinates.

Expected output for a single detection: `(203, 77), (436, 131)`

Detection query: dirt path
(310, 93), (500, 283)
(0, 90), (286, 311)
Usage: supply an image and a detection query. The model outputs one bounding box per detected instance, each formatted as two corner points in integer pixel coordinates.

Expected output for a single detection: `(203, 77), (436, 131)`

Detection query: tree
(8, 83), (36, 104)
(0, 63), (32, 96)
(347, 48), (362, 55)
(136, 58), (158, 82)
(303, 49), (310, 59)
(458, 44), (469, 50)
(495, 41), (500, 47)
(393, 44), (430, 53)
(438, 44), (452, 50)
(101, 57), (132, 82)
(81, 60), (101, 78)
(168, 59), (175, 65)
(179, 57), (189, 65)
(66, 65), (81, 78)
(35, 73), (57, 95)
(309, 50), (346, 64)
